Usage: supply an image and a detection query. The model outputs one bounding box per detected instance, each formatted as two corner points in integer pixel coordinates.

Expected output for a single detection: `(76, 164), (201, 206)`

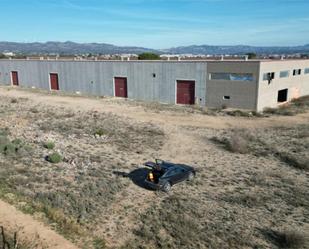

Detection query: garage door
(50, 73), (59, 90)
(11, 71), (19, 86)
(177, 80), (195, 105)
(114, 77), (128, 98)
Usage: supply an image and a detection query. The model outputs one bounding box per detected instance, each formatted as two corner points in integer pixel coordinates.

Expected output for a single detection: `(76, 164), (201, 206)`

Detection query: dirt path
(1, 87), (309, 130)
(0, 200), (78, 249)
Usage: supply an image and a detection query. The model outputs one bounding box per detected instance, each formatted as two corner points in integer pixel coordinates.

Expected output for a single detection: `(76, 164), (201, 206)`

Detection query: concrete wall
(1, 59), (309, 111)
(206, 61), (260, 110)
(257, 60), (309, 111)
(0, 60), (208, 106)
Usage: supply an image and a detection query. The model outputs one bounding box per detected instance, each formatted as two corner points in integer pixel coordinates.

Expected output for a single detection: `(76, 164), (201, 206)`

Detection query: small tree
(138, 53), (160, 60)
(246, 53), (257, 59)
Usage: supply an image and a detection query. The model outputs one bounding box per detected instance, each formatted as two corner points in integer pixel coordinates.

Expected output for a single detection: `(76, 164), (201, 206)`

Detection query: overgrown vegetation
(264, 229), (308, 249)
(211, 125), (309, 171)
(264, 96), (309, 116)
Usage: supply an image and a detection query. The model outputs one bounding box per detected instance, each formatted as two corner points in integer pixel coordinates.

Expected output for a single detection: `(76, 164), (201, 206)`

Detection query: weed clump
(10, 98), (18, 104)
(212, 130), (253, 154)
(93, 128), (107, 137)
(263, 95), (309, 116)
(0, 132), (30, 158)
(276, 152), (309, 171)
(263, 107), (295, 116)
(222, 192), (269, 208)
(226, 134), (250, 154)
(43, 141), (55, 150)
(226, 110), (264, 117)
(270, 229), (308, 249)
(46, 152), (62, 164)
(0, 226), (19, 249)
(93, 237), (107, 249)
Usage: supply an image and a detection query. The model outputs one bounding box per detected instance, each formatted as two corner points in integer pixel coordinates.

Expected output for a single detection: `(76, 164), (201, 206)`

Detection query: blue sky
(1, 0), (309, 48)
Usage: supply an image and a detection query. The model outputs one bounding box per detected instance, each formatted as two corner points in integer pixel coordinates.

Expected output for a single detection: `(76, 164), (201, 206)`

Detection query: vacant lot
(0, 87), (308, 249)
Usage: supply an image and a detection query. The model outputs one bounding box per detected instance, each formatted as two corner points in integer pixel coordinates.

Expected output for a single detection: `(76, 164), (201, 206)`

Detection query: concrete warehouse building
(0, 59), (309, 111)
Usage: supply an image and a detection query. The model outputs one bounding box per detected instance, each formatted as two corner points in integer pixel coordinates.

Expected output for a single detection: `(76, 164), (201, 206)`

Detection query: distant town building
(2, 52), (15, 57)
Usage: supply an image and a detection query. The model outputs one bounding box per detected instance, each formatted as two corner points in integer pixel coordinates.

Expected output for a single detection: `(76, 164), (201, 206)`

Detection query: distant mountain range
(167, 44), (309, 55)
(0, 41), (157, 55)
(0, 41), (309, 55)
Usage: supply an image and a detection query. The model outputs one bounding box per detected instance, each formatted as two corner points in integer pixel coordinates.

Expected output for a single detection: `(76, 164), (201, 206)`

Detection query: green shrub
(2, 143), (18, 156)
(0, 136), (10, 152)
(246, 52), (257, 59)
(0, 128), (10, 137)
(12, 138), (22, 145)
(138, 52), (160, 60)
(46, 152), (62, 164)
(93, 128), (107, 137)
(43, 141), (55, 150)
(0, 136), (29, 157)
(93, 237), (107, 249)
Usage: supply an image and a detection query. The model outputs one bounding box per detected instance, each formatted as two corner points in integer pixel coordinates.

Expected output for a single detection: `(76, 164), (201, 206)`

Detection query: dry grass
(0, 95), (165, 247)
(263, 229), (308, 249)
(0, 226), (30, 249)
(264, 95), (309, 116)
(0, 92), (308, 249)
(123, 194), (256, 249)
(211, 129), (256, 154)
(212, 125), (309, 171)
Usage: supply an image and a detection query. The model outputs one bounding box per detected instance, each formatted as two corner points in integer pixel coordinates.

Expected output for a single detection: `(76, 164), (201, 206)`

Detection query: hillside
(0, 41), (157, 55)
(1, 41), (309, 55)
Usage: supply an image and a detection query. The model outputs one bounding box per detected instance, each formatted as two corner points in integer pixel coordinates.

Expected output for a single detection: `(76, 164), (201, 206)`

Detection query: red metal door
(50, 73), (59, 90)
(11, 71), (19, 86)
(114, 77), (127, 98)
(177, 80), (195, 105)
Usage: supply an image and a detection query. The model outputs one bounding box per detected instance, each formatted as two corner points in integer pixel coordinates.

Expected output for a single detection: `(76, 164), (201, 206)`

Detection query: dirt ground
(0, 86), (308, 249)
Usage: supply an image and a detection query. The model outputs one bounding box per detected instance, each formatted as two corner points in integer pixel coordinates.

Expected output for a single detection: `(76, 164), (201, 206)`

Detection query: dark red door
(114, 77), (127, 98)
(11, 71), (19, 86)
(177, 80), (195, 105)
(50, 73), (59, 90)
